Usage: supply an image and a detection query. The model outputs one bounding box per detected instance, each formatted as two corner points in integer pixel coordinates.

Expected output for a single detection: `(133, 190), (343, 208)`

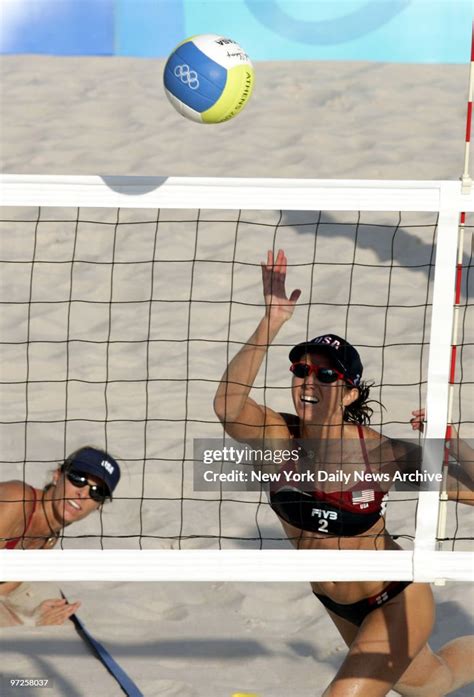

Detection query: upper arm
(215, 396), (289, 443)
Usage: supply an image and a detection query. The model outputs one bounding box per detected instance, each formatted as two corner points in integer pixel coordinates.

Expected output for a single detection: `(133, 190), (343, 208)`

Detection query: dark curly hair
(343, 380), (382, 425)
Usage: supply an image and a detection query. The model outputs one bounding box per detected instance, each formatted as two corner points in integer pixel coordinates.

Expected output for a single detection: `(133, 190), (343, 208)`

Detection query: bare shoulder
(361, 425), (384, 441)
(0, 481), (36, 538)
(344, 423), (383, 441)
(351, 425), (395, 461)
(0, 480), (36, 514)
(0, 480), (34, 501)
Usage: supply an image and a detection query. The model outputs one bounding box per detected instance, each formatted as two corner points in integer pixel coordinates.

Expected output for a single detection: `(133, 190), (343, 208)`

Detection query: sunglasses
(65, 469), (110, 503)
(290, 362), (346, 384)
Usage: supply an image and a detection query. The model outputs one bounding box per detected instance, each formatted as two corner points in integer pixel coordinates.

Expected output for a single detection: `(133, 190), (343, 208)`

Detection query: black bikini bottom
(314, 581), (412, 627)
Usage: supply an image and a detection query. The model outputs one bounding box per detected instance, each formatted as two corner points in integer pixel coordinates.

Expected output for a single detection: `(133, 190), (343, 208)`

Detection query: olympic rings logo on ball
(174, 64), (200, 90)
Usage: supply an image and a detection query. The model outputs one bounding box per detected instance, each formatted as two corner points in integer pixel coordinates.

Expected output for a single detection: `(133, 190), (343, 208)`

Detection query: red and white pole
(461, 23), (474, 194)
(437, 23), (474, 547)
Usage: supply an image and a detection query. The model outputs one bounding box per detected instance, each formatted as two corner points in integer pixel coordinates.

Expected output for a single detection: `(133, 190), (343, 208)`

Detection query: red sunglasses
(290, 362), (346, 384)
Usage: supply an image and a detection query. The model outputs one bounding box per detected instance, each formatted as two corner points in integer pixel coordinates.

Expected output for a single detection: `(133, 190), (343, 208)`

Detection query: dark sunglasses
(290, 362), (346, 384)
(65, 469), (110, 503)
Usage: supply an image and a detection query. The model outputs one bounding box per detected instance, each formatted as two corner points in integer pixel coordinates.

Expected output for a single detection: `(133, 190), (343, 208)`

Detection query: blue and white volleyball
(163, 34), (254, 124)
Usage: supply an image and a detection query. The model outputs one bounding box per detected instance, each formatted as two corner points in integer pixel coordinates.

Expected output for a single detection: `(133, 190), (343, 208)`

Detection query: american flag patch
(352, 490), (375, 505)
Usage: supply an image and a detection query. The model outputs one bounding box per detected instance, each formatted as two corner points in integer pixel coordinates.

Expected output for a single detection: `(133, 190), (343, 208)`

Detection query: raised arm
(213, 249), (301, 441)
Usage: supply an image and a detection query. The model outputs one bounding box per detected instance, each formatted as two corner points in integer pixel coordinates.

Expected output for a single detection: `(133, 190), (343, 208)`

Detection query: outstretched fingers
(35, 598), (81, 626)
(261, 249), (301, 305)
(289, 288), (302, 304)
(262, 249), (284, 278)
(274, 248), (286, 274)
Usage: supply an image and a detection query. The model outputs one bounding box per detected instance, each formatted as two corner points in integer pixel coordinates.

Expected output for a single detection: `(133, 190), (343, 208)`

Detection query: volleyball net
(0, 175), (472, 582)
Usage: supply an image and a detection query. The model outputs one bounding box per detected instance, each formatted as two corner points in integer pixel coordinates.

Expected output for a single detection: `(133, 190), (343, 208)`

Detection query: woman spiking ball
(214, 249), (474, 697)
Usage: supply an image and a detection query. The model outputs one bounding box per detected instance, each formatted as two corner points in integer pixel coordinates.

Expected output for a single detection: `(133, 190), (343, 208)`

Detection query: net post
(414, 183), (460, 583)
(461, 23), (474, 194)
(435, 25), (474, 585)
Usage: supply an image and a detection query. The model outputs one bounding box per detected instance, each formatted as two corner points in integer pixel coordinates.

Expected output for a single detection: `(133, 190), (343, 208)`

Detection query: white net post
(414, 188), (463, 582)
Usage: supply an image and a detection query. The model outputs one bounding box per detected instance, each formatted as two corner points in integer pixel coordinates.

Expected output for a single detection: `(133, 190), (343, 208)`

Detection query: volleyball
(163, 34), (254, 124)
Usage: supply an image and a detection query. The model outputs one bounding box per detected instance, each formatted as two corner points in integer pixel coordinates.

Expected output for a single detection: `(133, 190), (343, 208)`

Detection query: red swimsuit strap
(356, 423), (371, 471)
(280, 416), (372, 482)
(5, 485), (37, 549)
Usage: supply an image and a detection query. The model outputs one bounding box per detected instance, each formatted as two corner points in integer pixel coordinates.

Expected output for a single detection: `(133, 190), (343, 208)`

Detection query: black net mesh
(0, 206), (471, 550)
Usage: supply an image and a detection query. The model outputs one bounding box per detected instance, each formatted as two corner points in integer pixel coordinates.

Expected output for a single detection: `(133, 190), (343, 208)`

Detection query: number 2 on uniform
(318, 519), (329, 533)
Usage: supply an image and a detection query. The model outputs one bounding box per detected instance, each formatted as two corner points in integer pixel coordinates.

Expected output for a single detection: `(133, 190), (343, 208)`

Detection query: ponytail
(343, 381), (383, 426)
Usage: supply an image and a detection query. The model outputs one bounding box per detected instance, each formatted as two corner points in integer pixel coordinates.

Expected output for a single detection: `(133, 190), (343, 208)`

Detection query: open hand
(261, 249), (301, 324)
(35, 598), (81, 626)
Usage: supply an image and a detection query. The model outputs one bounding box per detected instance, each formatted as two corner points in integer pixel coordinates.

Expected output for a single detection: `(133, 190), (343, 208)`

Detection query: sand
(0, 56), (473, 696)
